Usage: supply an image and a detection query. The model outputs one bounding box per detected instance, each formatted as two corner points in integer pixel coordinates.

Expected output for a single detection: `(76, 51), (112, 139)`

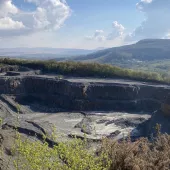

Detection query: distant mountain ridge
(0, 47), (95, 59)
(52, 39), (169, 75)
(71, 39), (170, 62)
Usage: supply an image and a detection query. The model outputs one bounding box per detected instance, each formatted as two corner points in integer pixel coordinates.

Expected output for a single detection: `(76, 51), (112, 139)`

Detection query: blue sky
(0, 0), (169, 49)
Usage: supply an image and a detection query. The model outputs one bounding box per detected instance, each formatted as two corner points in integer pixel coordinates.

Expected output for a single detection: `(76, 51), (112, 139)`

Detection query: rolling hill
(65, 39), (170, 74)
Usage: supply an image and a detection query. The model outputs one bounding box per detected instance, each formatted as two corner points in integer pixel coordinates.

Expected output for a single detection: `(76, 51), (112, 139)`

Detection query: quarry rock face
(161, 94), (170, 116)
(0, 75), (168, 112)
(140, 93), (170, 137)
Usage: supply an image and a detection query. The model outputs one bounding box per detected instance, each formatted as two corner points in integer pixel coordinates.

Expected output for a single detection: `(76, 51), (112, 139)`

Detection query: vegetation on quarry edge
(1, 120), (170, 170)
(0, 58), (170, 83)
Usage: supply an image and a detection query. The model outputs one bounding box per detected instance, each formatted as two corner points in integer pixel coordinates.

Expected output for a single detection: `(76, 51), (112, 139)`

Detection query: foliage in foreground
(0, 58), (170, 83)
(100, 134), (170, 170)
(4, 131), (169, 170)
(12, 134), (110, 170)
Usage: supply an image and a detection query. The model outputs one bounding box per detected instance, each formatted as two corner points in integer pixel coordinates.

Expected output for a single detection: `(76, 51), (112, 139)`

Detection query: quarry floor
(19, 111), (151, 141)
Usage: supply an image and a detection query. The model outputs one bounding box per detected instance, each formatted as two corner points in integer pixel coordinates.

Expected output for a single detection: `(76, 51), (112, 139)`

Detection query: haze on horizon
(0, 0), (169, 50)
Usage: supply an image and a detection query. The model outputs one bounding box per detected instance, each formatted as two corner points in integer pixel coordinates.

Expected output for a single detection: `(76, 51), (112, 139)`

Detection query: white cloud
(85, 35), (93, 40)
(107, 21), (125, 40)
(86, 21), (125, 42)
(96, 35), (106, 41)
(163, 32), (170, 39)
(25, 0), (71, 30)
(0, 0), (27, 36)
(113, 21), (125, 34)
(0, 17), (25, 30)
(141, 0), (152, 3)
(0, 0), (18, 17)
(0, 0), (71, 37)
(94, 30), (104, 37)
(33, 7), (50, 29)
(86, 30), (105, 41)
(127, 0), (170, 41)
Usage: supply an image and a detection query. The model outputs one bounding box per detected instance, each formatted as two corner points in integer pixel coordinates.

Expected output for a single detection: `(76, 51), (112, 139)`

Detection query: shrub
(98, 134), (170, 170)
(9, 132), (170, 170)
(12, 134), (110, 170)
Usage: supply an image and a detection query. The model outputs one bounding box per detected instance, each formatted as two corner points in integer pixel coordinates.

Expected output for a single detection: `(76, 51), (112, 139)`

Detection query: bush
(12, 134), (110, 170)
(98, 133), (170, 170)
(9, 131), (170, 170)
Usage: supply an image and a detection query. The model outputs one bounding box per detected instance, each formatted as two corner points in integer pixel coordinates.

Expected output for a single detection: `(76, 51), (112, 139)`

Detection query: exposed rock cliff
(140, 94), (170, 137)
(0, 75), (169, 112)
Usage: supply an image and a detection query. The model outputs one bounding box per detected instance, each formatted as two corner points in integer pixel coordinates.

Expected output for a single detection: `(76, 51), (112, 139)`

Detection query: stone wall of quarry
(0, 76), (169, 112)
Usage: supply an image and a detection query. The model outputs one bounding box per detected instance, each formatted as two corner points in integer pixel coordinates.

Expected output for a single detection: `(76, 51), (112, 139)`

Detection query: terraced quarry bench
(0, 74), (170, 145)
(0, 75), (169, 112)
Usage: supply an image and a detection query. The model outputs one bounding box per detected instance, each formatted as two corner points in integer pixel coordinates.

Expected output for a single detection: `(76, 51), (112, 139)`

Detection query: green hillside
(67, 39), (170, 75)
